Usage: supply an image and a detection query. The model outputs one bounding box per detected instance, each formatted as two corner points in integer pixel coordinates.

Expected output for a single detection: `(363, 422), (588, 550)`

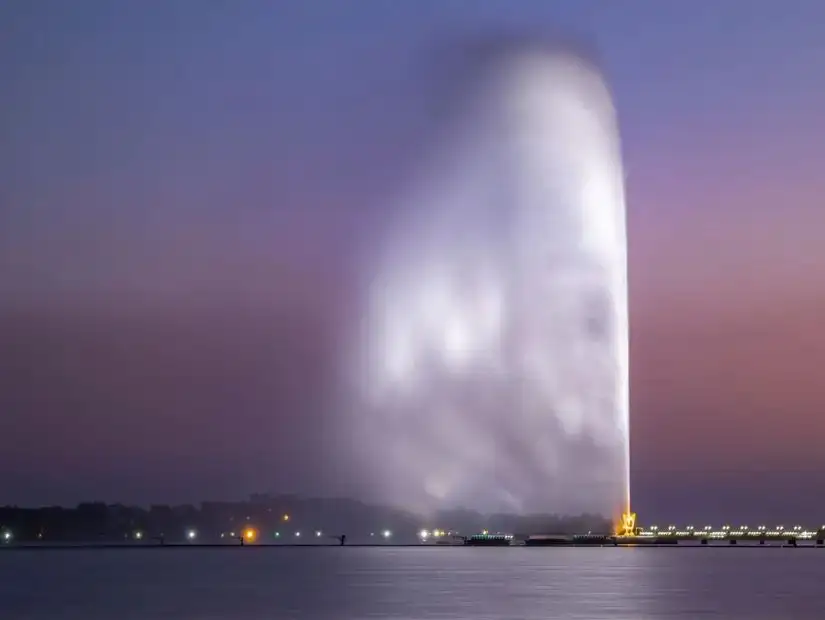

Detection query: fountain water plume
(343, 40), (630, 519)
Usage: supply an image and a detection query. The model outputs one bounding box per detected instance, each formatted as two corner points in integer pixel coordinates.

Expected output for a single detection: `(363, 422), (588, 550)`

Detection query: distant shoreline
(2, 542), (821, 551)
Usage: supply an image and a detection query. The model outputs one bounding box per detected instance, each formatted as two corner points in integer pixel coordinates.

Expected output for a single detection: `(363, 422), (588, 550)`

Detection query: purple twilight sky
(1, 0), (825, 523)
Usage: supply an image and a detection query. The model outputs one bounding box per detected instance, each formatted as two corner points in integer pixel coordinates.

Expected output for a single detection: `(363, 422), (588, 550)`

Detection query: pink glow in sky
(1, 1), (824, 522)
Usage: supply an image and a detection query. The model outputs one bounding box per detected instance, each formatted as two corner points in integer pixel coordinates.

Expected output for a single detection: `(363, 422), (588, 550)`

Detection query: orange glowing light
(617, 512), (637, 537)
(243, 528), (257, 542)
(283, 514), (290, 522)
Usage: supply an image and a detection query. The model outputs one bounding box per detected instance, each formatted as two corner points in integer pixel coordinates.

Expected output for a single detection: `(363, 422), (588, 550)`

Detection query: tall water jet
(344, 38), (629, 519)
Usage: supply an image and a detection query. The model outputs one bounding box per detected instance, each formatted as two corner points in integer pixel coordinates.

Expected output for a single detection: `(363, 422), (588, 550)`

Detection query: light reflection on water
(1, 547), (823, 619)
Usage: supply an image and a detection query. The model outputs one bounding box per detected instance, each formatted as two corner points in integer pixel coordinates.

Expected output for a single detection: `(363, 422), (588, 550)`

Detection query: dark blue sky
(2, 1), (825, 523)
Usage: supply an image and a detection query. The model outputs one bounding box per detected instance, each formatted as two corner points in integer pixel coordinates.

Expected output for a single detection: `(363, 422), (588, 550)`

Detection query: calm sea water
(1, 547), (823, 619)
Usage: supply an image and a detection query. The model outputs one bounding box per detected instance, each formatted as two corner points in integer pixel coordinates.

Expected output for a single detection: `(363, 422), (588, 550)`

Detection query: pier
(629, 524), (825, 546)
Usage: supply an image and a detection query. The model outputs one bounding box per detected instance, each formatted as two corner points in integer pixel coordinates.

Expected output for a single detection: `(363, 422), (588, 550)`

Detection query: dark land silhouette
(0, 494), (612, 545)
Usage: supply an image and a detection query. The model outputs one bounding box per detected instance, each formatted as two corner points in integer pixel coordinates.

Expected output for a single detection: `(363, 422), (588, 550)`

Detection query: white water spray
(346, 43), (629, 518)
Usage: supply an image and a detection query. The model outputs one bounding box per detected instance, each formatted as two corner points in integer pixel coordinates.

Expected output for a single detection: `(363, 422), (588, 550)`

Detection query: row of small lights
(1, 528), (394, 543)
(130, 514), (394, 543)
(135, 528), (395, 542)
(419, 529), (467, 540)
(1, 528), (501, 543)
(639, 525), (825, 539)
(418, 529), (506, 540)
(1, 513), (473, 544)
(8, 524), (825, 544)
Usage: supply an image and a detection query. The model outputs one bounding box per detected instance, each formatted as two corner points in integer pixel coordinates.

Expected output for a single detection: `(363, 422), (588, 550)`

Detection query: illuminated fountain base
(618, 511), (637, 537)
